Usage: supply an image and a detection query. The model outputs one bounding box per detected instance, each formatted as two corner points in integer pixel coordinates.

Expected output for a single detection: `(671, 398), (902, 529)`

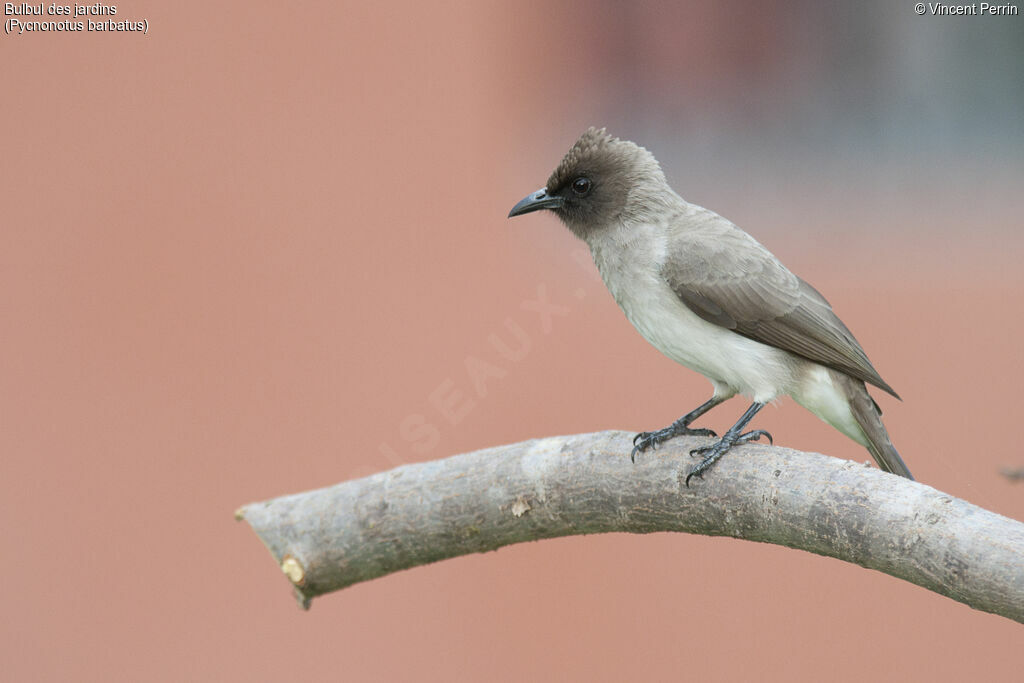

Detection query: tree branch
(236, 431), (1024, 622)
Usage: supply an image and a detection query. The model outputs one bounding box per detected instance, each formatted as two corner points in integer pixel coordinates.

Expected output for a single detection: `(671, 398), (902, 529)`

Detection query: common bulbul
(509, 128), (912, 485)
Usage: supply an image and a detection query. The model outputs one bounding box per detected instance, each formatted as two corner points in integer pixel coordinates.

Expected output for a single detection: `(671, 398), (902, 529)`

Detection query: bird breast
(585, 221), (802, 403)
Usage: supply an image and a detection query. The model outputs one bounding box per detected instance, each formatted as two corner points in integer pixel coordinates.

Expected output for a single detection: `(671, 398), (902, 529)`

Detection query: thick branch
(236, 431), (1024, 621)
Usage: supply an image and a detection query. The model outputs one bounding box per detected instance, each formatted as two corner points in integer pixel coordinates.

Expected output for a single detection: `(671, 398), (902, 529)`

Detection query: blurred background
(3, 1), (1022, 680)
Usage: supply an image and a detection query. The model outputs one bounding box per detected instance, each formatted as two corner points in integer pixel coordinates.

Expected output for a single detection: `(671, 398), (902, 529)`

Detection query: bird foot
(631, 424), (717, 462)
(684, 429), (773, 486)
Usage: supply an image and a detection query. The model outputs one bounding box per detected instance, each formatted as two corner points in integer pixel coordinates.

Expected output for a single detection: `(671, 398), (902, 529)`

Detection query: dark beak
(508, 188), (564, 218)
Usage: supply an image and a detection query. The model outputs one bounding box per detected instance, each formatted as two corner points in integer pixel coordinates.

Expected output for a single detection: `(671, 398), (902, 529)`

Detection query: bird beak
(508, 188), (564, 218)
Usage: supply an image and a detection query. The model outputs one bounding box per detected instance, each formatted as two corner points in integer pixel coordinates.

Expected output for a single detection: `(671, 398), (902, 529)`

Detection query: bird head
(508, 127), (667, 238)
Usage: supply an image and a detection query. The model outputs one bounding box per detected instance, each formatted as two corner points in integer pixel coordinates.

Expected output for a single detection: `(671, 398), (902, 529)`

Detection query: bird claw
(684, 428), (773, 486)
(743, 429), (772, 446)
(631, 431), (660, 462)
(630, 424), (717, 463)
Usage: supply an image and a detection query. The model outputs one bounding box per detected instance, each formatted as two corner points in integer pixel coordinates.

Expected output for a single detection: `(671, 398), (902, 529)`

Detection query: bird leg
(685, 401), (772, 486)
(631, 396), (726, 462)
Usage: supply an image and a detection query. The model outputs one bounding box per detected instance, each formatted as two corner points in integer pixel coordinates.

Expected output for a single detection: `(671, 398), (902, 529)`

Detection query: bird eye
(571, 177), (593, 196)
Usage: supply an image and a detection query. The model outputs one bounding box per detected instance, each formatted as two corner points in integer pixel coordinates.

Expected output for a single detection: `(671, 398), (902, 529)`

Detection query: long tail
(834, 372), (914, 480)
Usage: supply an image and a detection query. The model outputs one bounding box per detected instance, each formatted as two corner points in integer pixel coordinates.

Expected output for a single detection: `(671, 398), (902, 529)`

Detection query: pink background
(3, 2), (1022, 680)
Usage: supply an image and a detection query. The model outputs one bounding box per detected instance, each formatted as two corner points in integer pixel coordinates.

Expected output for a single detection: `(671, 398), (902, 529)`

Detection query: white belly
(585, 221), (867, 444)
(587, 223), (799, 403)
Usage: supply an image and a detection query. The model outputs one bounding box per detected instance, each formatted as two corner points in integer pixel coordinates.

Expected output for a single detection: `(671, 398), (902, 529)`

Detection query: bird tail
(834, 372), (914, 480)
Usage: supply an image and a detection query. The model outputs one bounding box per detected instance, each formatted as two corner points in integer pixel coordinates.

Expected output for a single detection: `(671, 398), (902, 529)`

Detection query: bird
(508, 127), (912, 485)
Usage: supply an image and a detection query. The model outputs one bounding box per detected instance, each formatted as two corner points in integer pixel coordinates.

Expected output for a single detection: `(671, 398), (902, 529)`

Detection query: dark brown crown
(546, 127), (619, 192)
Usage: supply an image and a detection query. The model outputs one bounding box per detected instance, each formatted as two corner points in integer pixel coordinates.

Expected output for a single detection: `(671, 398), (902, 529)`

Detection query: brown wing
(662, 221), (898, 398)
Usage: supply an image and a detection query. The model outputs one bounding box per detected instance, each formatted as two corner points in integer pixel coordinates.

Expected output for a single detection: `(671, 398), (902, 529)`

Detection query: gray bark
(236, 431), (1024, 622)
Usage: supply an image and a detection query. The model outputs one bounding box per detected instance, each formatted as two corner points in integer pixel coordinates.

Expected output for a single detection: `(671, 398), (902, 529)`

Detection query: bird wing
(661, 217), (898, 398)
